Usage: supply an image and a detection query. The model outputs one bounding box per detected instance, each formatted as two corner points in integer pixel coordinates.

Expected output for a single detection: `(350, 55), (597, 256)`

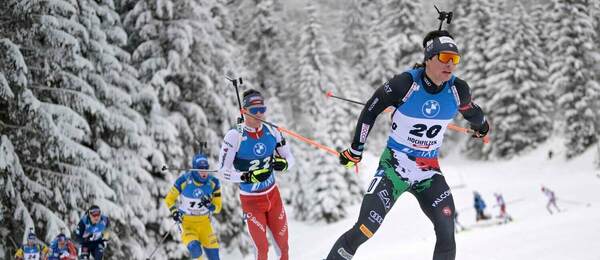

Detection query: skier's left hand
(200, 196), (216, 212)
(240, 168), (270, 183)
(200, 195), (212, 207)
(272, 157), (288, 172)
(470, 120), (489, 138)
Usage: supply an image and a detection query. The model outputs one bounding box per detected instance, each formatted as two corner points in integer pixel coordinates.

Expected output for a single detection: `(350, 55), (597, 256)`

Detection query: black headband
(424, 36), (459, 61)
(243, 92), (264, 108)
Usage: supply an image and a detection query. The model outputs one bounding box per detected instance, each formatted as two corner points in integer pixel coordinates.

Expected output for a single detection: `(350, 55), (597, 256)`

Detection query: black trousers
(80, 241), (105, 260)
(327, 167), (456, 260)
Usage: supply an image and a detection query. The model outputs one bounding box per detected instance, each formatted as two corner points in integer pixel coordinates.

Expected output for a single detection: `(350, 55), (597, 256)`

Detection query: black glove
(170, 206), (182, 223)
(200, 195), (216, 212)
(272, 157), (288, 172)
(339, 148), (362, 168)
(200, 195), (211, 207)
(240, 168), (271, 183)
(470, 120), (489, 138)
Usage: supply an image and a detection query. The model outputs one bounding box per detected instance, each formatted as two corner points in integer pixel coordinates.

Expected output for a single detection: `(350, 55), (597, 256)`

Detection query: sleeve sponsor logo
(359, 123), (370, 143)
(384, 82), (392, 93)
(368, 98), (379, 111)
(451, 85), (460, 106)
(402, 82), (419, 102)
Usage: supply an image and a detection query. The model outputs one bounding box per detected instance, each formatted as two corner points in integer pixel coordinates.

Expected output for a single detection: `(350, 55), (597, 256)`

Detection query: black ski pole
(146, 221), (180, 260)
(325, 90), (367, 106)
(225, 75), (245, 125)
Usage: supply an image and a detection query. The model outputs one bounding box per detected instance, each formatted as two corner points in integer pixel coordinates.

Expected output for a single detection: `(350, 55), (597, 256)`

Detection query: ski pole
(243, 112), (359, 173)
(325, 91), (490, 144)
(160, 165), (218, 173)
(225, 76), (245, 125)
(244, 112), (339, 156)
(146, 221), (180, 260)
(558, 198), (591, 207)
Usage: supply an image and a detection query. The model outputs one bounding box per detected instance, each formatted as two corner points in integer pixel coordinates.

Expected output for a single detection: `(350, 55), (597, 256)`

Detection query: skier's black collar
(422, 72), (445, 94)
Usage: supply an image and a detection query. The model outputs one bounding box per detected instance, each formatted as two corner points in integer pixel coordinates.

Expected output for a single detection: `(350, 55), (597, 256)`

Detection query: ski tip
(325, 90), (333, 97)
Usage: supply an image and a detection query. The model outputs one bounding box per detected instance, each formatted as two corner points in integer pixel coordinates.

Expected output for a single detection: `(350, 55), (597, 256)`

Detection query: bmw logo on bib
(193, 188), (203, 198)
(422, 100), (441, 118)
(253, 143), (267, 156)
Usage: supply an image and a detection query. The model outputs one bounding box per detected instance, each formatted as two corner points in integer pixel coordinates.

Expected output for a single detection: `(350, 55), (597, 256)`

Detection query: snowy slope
(223, 137), (600, 259)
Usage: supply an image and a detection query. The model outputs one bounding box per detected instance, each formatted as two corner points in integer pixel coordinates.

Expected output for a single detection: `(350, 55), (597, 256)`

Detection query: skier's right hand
(339, 148), (362, 168)
(240, 168), (270, 183)
(170, 206), (183, 223)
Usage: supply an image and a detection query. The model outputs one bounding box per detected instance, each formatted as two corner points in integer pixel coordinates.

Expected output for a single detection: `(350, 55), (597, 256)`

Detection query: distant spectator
(473, 191), (490, 221)
(541, 186), (560, 214)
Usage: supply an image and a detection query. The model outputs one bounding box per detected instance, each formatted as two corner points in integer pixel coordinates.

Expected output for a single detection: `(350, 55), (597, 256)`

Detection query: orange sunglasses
(438, 52), (461, 64)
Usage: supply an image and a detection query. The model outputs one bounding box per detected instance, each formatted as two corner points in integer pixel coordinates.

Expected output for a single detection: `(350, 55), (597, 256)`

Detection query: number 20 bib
(387, 69), (459, 158)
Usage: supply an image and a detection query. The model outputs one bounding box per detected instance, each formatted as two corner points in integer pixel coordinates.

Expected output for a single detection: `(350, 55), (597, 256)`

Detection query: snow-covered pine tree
(0, 39), (33, 259)
(72, 1), (177, 257)
(341, 0), (370, 78)
(235, 0), (286, 91)
(288, 3), (362, 222)
(364, 3), (395, 88)
(455, 0), (497, 159)
(381, 0), (425, 71)
(589, 0), (600, 141)
(448, 0), (474, 35)
(2, 0), (174, 257)
(480, 2), (552, 159)
(123, 0), (249, 256)
(545, 0), (599, 158)
(0, 10), (119, 253)
(452, 0), (496, 98)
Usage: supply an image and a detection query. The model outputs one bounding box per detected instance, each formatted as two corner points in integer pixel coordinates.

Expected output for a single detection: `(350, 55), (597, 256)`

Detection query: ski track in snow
(223, 138), (600, 259)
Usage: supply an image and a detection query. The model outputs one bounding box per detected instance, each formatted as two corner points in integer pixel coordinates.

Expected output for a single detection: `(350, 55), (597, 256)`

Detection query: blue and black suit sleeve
(350, 73), (413, 153)
(454, 77), (487, 129)
(75, 218), (86, 243)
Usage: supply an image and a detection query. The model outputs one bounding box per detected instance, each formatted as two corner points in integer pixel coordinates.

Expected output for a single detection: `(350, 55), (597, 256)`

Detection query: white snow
(223, 137), (600, 259)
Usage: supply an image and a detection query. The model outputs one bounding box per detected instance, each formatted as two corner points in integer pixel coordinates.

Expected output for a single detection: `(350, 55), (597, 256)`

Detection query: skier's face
(245, 105), (266, 128)
(425, 51), (458, 83)
(199, 171), (209, 179)
(192, 171), (209, 182)
(90, 210), (101, 224)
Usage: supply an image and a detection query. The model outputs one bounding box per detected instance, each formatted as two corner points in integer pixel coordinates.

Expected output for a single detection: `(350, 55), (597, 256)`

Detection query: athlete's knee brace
(187, 240), (203, 258)
(203, 247), (220, 260)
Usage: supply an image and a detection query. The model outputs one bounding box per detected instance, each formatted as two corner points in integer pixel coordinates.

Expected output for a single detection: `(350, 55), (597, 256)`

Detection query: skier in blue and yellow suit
(165, 153), (222, 260)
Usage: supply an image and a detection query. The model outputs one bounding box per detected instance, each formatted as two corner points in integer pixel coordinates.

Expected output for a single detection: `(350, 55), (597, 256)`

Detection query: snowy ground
(223, 137), (600, 260)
